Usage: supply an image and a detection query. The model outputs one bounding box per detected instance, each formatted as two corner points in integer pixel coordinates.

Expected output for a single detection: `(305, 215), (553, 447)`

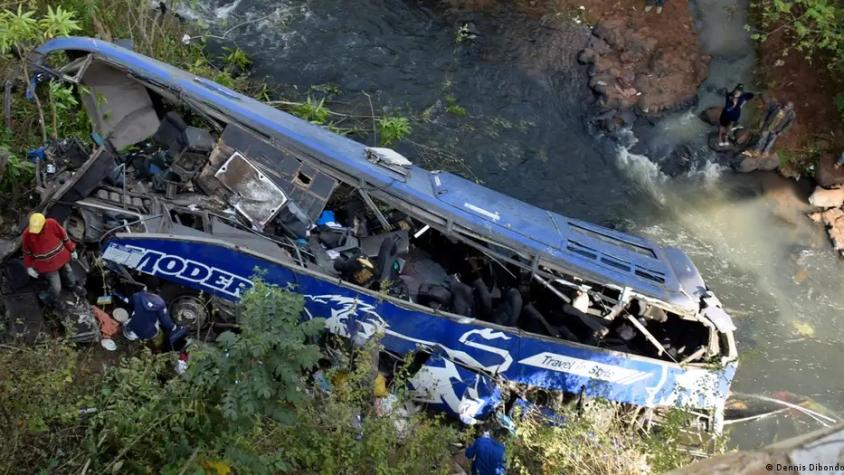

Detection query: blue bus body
(31, 37), (738, 429)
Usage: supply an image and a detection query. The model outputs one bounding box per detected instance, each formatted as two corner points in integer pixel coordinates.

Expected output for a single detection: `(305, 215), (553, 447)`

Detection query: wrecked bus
(22, 37), (737, 431)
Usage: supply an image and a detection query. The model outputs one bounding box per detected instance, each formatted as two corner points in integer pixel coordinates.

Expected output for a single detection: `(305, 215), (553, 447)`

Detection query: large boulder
(736, 153), (779, 173)
(812, 207), (844, 255)
(700, 107), (722, 126)
(578, 18), (709, 117)
(808, 186), (844, 209)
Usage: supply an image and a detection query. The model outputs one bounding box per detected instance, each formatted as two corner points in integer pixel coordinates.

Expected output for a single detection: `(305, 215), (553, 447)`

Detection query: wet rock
(814, 152), (844, 187)
(808, 186), (844, 209)
(814, 207), (844, 255)
(578, 18), (709, 117)
(591, 109), (634, 133)
(700, 106), (722, 126)
(736, 153), (779, 173)
(734, 129), (752, 146)
(577, 48), (596, 64)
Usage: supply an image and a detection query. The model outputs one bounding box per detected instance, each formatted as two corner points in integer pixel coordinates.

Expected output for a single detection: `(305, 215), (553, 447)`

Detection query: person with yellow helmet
(21, 212), (78, 306)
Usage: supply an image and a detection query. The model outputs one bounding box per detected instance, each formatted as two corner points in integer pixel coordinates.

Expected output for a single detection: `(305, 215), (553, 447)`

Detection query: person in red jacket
(22, 213), (78, 305)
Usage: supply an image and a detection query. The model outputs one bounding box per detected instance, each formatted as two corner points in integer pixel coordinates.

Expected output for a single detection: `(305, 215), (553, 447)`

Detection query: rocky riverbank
(566, 0), (844, 257)
(750, 6), (844, 256)
(578, 17), (708, 117)
(808, 186), (844, 257)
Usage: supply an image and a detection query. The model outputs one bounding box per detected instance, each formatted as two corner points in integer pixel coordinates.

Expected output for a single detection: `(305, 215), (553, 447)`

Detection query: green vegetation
(378, 115), (412, 146)
(507, 401), (707, 475)
(291, 95), (331, 125)
(0, 147), (35, 194)
(455, 23), (475, 44)
(445, 95), (467, 117)
(752, 0), (844, 72)
(0, 280), (462, 474)
(223, 46), (252, 72)
(752, 0), (844, 123)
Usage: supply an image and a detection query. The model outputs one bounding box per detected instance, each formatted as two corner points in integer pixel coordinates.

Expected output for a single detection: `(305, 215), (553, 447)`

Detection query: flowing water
(186, 0), (844, 448)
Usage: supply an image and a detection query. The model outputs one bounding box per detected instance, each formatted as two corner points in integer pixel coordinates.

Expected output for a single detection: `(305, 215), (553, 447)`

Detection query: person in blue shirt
(718, 83), (755, 146)
(123, 290), (176, 348)
(465, 430), (506, 475)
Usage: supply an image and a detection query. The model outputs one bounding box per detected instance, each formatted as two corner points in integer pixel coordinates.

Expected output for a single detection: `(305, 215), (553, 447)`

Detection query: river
(184, 0), (844, 449)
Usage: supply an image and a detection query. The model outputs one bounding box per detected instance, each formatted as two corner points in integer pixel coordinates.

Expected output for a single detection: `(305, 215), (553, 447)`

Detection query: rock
(591, 109), (630, 133)
(808, 186), (844, 209)
(734, 129), (752, 145)
(758, 153), (781, 171)
(701, 107), (722, 126)
(814, 152), (844, 187)
(736, 153), (779, 173)
(779, 161), (802, 180)
(817, 207), (844, 253)
(578, 48), (596, 64)
(578, 18), (709, 117)
(586, 36), (612, 55)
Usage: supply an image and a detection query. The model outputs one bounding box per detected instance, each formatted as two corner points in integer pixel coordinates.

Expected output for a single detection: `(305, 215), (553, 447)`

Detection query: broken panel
(214, 152), (288, 229)
(216, 125), (337, 221)
(79, 60), (159, 149)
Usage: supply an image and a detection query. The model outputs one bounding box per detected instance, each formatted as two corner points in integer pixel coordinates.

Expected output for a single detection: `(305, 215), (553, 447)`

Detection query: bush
(752, 0), (844, 73)
(276, 339), (462, 475)
(378, 115), (412, 146)
(0, 341), (86, 473)
(0, 281), (465, 474)
(506, 400), (706, 475)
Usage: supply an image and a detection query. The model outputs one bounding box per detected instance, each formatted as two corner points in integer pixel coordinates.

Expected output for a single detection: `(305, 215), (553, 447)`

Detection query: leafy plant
(40, 5), (81, 39)
(0, 148), (35, 194)
(47, 80), (81, 139)
(188, 279), (324, 426)
(291, 96), (330, 125)
(455, 23), (476, 44)
(0, 6), (39, 55)
(223, 46), (252, 71)
(378, 115), (412, 146)
(446, 95), (467, 117)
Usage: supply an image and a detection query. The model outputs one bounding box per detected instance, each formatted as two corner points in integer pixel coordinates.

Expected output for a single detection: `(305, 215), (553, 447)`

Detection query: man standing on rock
(21, 212), (78, 308)
(644, 0), (665, 14)
(718, 84), (755, 147)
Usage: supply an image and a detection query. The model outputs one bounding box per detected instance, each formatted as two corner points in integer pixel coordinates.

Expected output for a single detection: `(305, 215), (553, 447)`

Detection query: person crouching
(123, 290), (176, 350)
